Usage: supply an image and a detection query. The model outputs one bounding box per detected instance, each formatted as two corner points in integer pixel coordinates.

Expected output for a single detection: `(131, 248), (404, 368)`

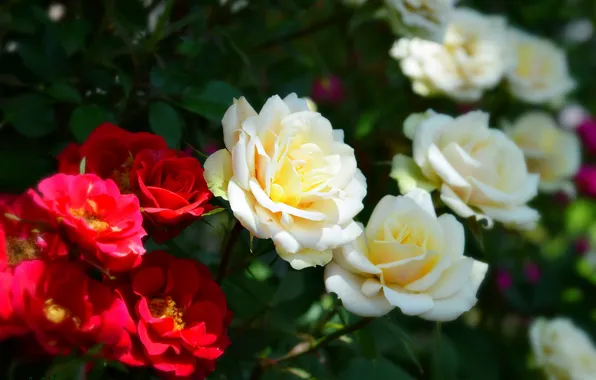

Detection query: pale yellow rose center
(369, 220), (441, 287)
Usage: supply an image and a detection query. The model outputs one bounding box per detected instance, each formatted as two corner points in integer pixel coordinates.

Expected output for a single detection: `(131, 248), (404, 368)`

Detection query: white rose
(390, 8), (510, 102)
(507, 28), (575, 106)
(204, 94), (366, 270)
(324, 189), (488, 321)
(383, 0), (457, 42)
(393, 110), (540, 229)
(506, 112), (581, 194)
(530, 317), (596, 380)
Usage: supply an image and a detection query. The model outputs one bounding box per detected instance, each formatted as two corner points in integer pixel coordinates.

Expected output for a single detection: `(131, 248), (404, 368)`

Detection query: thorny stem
(216, 221), (243, 283)
(251, 317), (374, 378)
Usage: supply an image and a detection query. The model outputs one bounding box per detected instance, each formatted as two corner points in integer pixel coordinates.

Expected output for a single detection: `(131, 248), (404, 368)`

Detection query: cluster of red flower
(0, 124), (231, 379)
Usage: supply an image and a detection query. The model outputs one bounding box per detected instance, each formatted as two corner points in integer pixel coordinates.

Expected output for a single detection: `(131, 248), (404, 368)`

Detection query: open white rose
(530, 317), (596, 380)
(390, 8), (510, 102)
(506, 112), (581, 194)
(204, 94), (366, 270)
(324, 189), (488, 321)
(393, 110), (540, 230)
(507, 28), (575, 106)
(383, 0), (456, 42)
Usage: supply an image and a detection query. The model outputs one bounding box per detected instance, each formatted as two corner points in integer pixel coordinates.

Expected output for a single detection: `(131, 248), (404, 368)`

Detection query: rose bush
(1, 1), (595, 379)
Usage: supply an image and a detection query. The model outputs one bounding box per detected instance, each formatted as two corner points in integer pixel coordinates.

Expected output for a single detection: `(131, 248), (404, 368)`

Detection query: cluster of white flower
(205, 94), (495, 321)
(384, 2), (575, 105)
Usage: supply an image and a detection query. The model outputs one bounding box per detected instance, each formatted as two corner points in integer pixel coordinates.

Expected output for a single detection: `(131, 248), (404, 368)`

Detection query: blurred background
(1, 0), (596, 379)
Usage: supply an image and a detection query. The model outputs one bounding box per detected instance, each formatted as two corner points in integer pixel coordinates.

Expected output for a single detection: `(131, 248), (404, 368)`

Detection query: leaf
(431, 334), (459, 380)
(149, 102), (184, 148)
(0, 150), (54, 192)
(201, 208), (225, 217)
(69, 105), (114, 142)
(389, 154), (437, 194)
(339, 358), (415, 380)
(79, 157), (87, 174)
(355, 325), (377, 359)
(3, 94), (56, 137)
(354, 109), (381, 139)
(402, 110), (437, 140)
(58, 19), (91, 55)
(46, 82), (82, 104)
(272, 270), (305, 305)
(180, 81), (242, 121)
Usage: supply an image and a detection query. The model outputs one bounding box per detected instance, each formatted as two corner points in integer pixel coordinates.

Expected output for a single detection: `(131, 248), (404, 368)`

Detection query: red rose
(0, 270), (29, 340)
(31, 173), (146, 272)
(10, 260), (134, 358)
(57, 123), (168, 192)
(0, 193), (68, 270)
(130, 149), (215, 242)
(121, 251), (231, 378)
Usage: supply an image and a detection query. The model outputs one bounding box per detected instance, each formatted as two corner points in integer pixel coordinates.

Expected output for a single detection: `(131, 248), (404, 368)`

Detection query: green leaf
(272, 270), (305, 305)
(69, 105), (114, 142)
(79, 157), (87, 174)
(431, 334), (459, 380)
(339, 358), (415, 380)
(3, 94), (56, 137)
(354, 109), (381, 139)
(201, 208), (225, 217)
(46, 82), (82, 104)
(149, 102), (184, 148)
(58, 19), (91, 55)
(180, 81), (242, 121)
(355, 325), (378, 359)
(389, 154), (436, 194)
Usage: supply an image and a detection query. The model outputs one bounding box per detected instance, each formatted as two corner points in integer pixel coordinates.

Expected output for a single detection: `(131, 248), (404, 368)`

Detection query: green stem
(216, 221), (243, 283)
(265, 317), (373, 367)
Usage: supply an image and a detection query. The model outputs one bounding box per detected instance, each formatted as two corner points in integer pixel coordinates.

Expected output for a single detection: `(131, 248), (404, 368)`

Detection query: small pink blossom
(577, 118), (596, 154)
(523, 262), (541, 284)
(575, 165), (596, 197)
(574, 238), (590, 255)
(311, 75), (344, 104)
(496, 269), (513, 291)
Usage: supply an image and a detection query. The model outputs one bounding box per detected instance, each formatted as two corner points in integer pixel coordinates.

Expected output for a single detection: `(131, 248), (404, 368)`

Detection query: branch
(251, 15), (343, 51)
(264, 317), (374, 368)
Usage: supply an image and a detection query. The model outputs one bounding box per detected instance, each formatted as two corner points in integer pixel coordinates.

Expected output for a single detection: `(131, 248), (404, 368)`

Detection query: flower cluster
(1, 125), (230, 379)
(388, 5), (574, 105)
(205, 94), (489, 321)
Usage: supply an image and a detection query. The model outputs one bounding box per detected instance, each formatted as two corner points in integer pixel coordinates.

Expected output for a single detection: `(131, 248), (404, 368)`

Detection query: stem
(265, 317), (373, 367)
(216, 221), (243, 283)
(251, 15), (342, 51)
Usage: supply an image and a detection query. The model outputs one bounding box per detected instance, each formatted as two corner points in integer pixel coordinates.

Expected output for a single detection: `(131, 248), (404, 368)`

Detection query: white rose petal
(383, 0), (457, 42)
(205, 94), (367, 269)
(390, 8), (510, 102)
(325, 189), (488, 321)
(507, 28), (575, 106)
